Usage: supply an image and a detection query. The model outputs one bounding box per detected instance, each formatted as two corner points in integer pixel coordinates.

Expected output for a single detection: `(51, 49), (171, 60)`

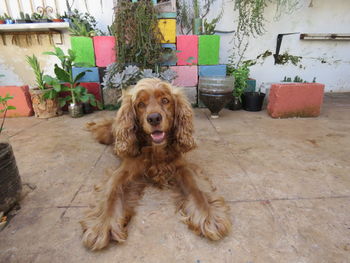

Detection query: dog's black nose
(147, 113), (162, 126)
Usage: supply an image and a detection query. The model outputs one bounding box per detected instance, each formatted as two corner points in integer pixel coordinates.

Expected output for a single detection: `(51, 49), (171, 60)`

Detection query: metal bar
(300, 33), (350, 40)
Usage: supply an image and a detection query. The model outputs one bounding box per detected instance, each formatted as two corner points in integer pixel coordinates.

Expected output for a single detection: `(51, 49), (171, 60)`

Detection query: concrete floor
(0, 93), (350, 263)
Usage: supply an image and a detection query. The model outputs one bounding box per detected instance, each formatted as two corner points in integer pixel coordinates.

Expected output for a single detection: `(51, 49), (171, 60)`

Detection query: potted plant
(15, 12), (32, 24)
(25, 55), (62, 118)
(52, 13), (64, 22)
(31, 12), (52, 23)
(44, 47), (100, 117)
(0, 94), (22, 214)
(226, 64), (249, 110)
(0, 14), (7, 24)
(4, 13), (13, 24)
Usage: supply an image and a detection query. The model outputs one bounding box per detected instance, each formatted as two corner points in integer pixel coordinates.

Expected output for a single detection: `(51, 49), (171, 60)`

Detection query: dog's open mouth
(150, 131), (165, 143)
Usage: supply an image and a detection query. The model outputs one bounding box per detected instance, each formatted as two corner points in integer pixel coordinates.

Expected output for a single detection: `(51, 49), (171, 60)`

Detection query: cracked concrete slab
(0, 93), (350, 263)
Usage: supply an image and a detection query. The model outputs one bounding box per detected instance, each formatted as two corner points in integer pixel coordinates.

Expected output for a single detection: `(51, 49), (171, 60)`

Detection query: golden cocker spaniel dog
(81, 78), (231, 250)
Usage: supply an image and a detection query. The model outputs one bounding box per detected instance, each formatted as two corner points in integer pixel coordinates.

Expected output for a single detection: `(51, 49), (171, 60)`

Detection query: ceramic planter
(198, 76), (234, 118)
(30, 88), (62, 118)
(242, 92), (266, 112)
(226, 96), (242, 111)
(14, 19), (32, 24)
(52, 19), (64, 22)
(70, 36), (95, 66)
(0, 20), (5, 24)
(93, 36), (116, 67)
(0, 138), (22, 214)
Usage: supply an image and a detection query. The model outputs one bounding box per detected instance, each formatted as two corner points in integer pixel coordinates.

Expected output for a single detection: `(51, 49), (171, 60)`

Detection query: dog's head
(114, 78), (195, 157)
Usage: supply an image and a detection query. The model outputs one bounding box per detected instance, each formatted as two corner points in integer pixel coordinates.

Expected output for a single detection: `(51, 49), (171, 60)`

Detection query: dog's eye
(138, 102), (145, 108)
(162, 98), (169, 104)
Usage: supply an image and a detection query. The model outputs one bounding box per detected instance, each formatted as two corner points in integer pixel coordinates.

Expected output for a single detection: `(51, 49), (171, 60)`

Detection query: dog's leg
(173, 167), (231, 241)
(86, 119), (114, 145)
(80, 169), (145, 250)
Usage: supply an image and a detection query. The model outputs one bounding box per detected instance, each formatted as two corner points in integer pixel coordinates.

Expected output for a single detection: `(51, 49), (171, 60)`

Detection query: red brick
(0, 86), (33, 117)
(267, 83), (325, 118)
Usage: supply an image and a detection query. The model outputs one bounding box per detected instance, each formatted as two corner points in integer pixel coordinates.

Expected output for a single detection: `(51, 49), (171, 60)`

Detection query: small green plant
(69, 18), (96, 37)
(0, 14), (6, 21)
(0, 94), (16, 135)
(43, 47), (101, 108)
(231, 63), (250, 102)
(25, 55), (46, 90)
(3, 13), (12, 20)
(282, 76), (317, 83)
(31, 12), (42, 20)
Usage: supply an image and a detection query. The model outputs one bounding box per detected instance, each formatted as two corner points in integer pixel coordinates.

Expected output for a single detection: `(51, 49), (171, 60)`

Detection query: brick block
(71, 36), (95, 66)
(176, 35), (198, 66)
(267, 83), (325, 118)
(198, 35), (220, 65)
(158, 19), (176, 43)
(93, 36), (116, 67)
(0, 86), (33, 117)
(170, 66), (198, 87)
(199, 65), (226, 77)
(181, 86), (197, 105)
(72, 67), (99, 83)
(161, 44), (177, 66)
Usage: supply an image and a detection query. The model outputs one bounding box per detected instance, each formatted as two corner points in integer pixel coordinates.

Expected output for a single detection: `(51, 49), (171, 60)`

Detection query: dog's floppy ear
(114, 95), (139, 157)
(173, 89), (196, 153)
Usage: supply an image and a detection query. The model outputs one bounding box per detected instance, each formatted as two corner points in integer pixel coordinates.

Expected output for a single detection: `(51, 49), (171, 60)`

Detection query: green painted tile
(198, 35), (220, 65)
(70, 36), (95, 67)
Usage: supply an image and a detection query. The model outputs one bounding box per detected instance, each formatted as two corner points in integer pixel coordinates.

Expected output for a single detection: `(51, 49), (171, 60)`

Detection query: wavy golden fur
(81, 78), (231, 250)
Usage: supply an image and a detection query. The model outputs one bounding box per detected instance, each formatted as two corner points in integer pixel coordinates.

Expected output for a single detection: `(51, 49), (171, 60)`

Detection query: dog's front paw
(180, 197), (231, 240)
(80, 216), (128, 251)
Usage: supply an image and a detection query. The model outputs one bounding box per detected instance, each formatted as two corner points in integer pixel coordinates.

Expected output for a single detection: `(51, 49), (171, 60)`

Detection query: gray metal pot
(68, 103), (83, 118)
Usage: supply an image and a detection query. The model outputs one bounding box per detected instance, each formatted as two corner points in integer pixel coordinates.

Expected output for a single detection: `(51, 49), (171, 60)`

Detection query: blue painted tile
(161, 43), (177, 66)
(199, 65), (227, 77)
(72, 67), (100, 83)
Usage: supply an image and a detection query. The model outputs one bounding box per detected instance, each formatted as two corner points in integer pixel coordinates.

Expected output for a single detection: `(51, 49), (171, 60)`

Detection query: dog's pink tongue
(151, 131), (165, 143)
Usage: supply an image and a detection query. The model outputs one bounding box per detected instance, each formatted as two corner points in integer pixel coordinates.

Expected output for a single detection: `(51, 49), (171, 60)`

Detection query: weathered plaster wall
(0, 33), (71, 87)
(213, 0), (350, 92)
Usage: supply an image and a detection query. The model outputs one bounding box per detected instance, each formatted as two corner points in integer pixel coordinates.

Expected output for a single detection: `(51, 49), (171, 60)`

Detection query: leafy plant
(177, 0), (221, 34)
(0, 94), (16, 135)
(230, 63), (250, 102)
(66, 9), (103, 35)
(69, 18), (96, 37)
(25, 55), (46, 90)
(43, 47), (101, 108)
(31, 12), (42, 20)
(102, 63), (177, 90)
(3, 13), (12, 20)
(114, 0), (163, 69)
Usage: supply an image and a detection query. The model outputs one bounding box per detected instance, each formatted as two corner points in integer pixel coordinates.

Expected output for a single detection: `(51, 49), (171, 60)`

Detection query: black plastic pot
(226, 96), (242, 111)
(242, 92), (266, 112)
(0, 142), (22, 214)
(34, 19), (52, 23)
(83, 102), (94, 114)
(14, 19), (32, 24)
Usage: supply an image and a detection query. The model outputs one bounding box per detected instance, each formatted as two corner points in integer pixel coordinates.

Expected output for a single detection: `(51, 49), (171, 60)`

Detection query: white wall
(212, 0), (350, 92)
(1, 0), (349, 92)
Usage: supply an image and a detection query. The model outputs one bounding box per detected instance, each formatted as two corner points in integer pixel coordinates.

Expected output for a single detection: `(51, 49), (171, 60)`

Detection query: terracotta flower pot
(52, 19), (64, 22)
(30, 88), (62, 118)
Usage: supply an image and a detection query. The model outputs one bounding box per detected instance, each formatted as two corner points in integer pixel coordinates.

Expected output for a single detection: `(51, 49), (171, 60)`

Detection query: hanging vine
(114, 0), (163, 69)
(231, 0), (301, 67)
